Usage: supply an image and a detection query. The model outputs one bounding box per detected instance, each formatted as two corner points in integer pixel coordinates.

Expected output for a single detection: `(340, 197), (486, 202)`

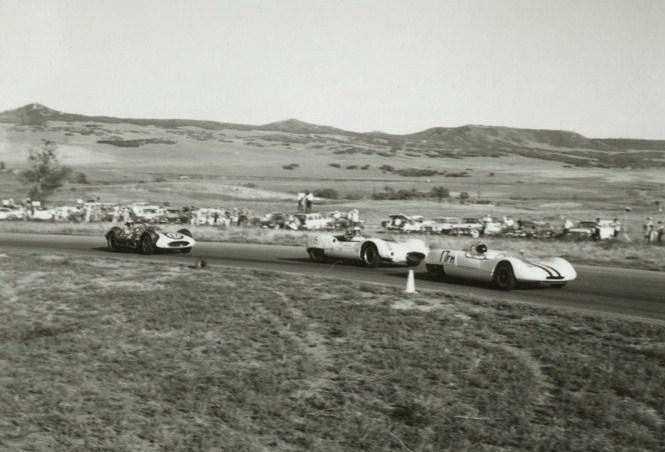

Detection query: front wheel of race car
(307, 248), (326, 263)
(107, 234), (118, 252)
(361, 243), (380, 268)
(140, 234), (155, 255)
(494, 262), (516, 291)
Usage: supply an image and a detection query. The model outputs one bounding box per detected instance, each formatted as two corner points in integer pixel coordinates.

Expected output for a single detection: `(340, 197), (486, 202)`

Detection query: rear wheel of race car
(177, 228), (193, 238)
(140, 234), (155, 255)
(307, 248), (325, 263)
(361, 243), (380, 268)
(494, 262), (516, 291)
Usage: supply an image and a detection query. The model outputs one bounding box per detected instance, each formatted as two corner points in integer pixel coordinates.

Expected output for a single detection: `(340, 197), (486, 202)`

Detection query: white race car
(425, 243), (576, 290)
(306, 232), (429, 267)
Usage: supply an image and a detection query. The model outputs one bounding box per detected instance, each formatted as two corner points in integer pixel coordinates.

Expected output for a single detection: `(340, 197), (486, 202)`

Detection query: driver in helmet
(123, 220), (140, 240)
(471, 242), (488, 257)
(344, 226), (362, 241)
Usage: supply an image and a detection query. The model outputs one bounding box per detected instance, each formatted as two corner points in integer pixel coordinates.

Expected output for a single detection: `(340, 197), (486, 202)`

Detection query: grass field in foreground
(1, 251), (664, 451)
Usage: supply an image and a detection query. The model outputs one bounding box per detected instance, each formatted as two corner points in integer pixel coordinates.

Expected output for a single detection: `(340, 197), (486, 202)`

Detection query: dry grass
(1, 250), (664, 451)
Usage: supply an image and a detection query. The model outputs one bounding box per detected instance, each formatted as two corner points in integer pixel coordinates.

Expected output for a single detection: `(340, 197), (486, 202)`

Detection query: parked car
(422, 217), (460, 234)
(28, 207), (55, 221)
(382, 214), (425, 233)
(0, 207), (24, 220)
(294, 213), (333, 230)
(569, 220), (614, 240)
(259, 212), (289, 229)
(451, 217), (484, 238)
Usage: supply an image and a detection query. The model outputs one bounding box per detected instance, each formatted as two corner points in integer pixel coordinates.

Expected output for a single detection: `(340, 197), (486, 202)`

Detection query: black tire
(307, 248), (325, 263)
(362, 243), (380, 268)
(141, 234), (155, 255)
(494, 262), (516, 291)
(177, 228), (193, 238)
(107, 233), (118, 252)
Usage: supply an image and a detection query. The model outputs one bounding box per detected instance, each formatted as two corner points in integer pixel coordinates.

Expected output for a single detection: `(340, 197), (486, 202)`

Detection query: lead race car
(106, 222), (196, 255)
(306, 229), (429, 267)
(425, 243), (576, 290)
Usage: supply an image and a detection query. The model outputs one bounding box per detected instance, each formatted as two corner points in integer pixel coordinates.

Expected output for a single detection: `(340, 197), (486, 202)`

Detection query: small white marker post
(405, 269), (416, 294)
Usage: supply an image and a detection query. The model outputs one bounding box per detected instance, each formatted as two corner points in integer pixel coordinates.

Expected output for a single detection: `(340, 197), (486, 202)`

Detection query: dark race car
(106, 223), (196, 255)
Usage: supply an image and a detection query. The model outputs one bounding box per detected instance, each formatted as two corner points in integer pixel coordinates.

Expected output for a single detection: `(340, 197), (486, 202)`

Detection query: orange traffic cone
(405, 269), (416, 294)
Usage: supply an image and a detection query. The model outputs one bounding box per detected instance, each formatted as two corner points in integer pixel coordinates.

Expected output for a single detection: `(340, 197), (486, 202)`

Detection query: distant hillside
(1, 103), (664, 168)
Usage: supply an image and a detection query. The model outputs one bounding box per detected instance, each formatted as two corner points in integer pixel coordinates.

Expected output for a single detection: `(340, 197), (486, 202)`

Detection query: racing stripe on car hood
(530, 263), (554, 277)
(539, 263), (562, 278)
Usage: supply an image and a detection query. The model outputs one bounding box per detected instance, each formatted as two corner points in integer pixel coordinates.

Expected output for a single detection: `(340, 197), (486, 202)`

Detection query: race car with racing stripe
(306, 230), (429, 267)
(425, 243), (576, 290)
(106, 223), (196, 255)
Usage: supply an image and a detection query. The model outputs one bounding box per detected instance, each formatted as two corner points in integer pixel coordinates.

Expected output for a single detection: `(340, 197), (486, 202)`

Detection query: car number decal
(440, 250), (455, 264)
(165, 232), (183, 239)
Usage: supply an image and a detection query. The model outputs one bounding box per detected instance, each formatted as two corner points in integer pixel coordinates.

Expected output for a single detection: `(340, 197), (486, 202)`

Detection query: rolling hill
(1, 103), (664, 169)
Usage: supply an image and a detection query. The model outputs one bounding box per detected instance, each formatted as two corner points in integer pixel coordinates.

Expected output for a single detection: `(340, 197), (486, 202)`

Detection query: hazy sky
(1, 0), (664, 138)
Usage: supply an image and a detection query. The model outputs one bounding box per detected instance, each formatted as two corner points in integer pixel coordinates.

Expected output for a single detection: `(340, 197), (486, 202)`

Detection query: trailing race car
(424, 243), (576, 290)
(106, 223), (196, 255)
(306, 229), (429, 267)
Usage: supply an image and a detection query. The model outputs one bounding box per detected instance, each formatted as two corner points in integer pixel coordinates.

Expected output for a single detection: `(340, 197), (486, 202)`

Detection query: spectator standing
(297, 192), (305, 212)
(305, 191), (314, 213)
(644, 217), (654, 243)
(612, 218), (621, 238)
(593, 218), (601, 241)
(657, 221), (664, 244)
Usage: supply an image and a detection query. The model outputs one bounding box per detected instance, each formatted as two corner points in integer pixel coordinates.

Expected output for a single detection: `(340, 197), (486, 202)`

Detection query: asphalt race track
(2, 232), (664, 323)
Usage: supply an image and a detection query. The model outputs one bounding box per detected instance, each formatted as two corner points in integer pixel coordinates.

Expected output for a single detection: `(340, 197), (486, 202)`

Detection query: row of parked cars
(382, 214), (504, 238)
(381, 214), (618, 240)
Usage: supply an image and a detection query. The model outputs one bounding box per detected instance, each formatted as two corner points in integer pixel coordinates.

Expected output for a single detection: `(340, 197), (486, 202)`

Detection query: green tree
(20, 140), (71, 201)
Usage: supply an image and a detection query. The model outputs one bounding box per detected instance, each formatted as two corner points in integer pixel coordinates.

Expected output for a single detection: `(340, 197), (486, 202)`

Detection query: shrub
(429, 186), (450, 200)
(282, 163), (299, 170)
(329, 163), (341, 169)
(395, 168), (441, 177)
(71, 172), (89, 184)
(346, 165), (358, 170)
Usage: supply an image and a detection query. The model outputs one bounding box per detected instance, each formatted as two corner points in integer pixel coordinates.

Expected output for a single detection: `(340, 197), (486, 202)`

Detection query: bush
(429, 186), (450, 200)
(346, 165), (358, 170)
(71, 172), (89, 184)
(394, 168), (441, 177)
(282, 163), (299, 170)
(328, 163), (341, 169)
